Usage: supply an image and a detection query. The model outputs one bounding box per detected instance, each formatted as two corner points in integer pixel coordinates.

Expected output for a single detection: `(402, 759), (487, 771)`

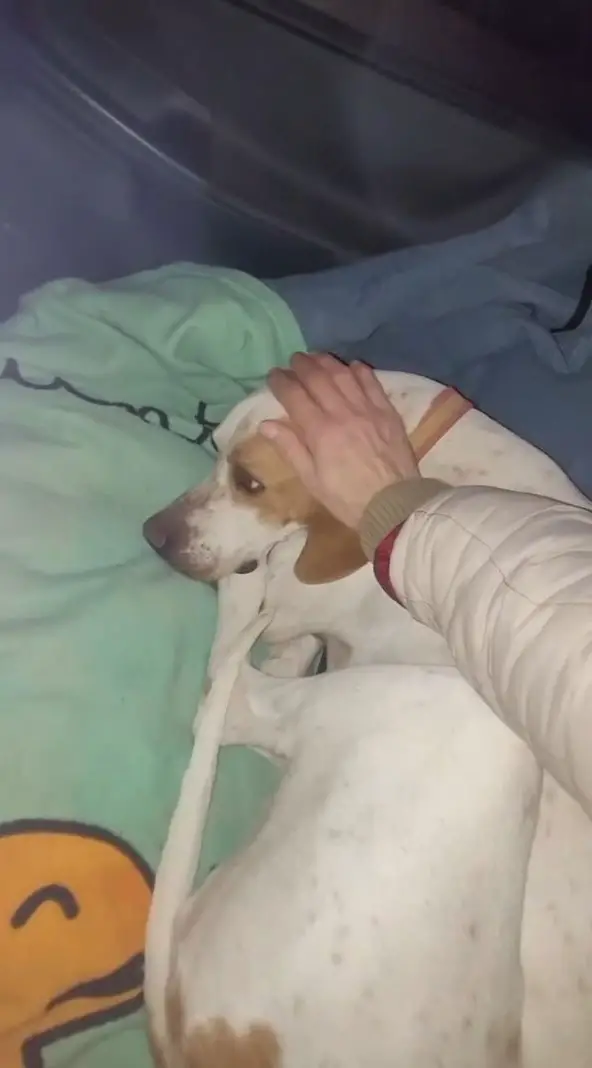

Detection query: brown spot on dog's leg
(486, 1020), (522, 1065)
(186, 1018), (281, 1067)
(504, 1029), (522, 1065)
(167, 981), (186, 1053)
(148, 1026), (170, 1068)
(147, 978), (186, 1068)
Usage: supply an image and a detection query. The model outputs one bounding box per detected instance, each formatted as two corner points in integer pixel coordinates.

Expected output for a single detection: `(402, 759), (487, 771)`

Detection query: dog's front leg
(222, 666), (304, 760)
(208, 569), (267, 679)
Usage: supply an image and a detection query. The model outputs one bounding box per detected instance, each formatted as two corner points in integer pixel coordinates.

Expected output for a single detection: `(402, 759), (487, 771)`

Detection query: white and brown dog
(144, 370), (592, 1067)
(147, 613), (540, 1068)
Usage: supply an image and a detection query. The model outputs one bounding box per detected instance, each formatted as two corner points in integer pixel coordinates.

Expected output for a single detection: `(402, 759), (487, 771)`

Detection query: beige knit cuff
(358, 478), (450, 560)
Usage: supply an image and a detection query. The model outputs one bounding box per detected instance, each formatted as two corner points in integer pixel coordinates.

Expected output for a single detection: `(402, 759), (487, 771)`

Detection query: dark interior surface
(241, 0), (592, 151)
(0, 0), (587, 318)
(440, 0), (592, 61)
(295, 0), (592, 65)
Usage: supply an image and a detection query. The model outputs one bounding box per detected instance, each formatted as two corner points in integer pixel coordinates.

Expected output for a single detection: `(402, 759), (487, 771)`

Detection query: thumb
(260, 420), (316, 486)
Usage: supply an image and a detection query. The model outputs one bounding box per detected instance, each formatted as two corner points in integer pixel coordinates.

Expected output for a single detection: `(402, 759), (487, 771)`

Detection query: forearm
(361, 482), (592, 817)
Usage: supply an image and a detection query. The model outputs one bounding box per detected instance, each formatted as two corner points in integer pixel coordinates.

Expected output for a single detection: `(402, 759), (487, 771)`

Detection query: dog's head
(143, 390), (367, 585)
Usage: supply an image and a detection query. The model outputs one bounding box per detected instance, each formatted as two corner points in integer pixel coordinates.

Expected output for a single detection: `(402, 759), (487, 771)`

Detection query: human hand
(261, 352), (419, 530)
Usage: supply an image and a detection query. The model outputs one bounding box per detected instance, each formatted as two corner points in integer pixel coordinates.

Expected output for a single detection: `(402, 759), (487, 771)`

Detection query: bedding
(7, 161), (592, 1064)
(271, 162), (592, 497)
(0, 264), (303, 1068)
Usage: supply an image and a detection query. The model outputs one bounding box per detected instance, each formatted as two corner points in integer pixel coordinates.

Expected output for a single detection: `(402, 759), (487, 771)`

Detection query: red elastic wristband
(373, 526), (402, 604)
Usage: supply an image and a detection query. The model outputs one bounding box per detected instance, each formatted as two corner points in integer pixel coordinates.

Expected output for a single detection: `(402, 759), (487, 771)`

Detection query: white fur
(144, 611), (272, 1047)
(160, 657), (541, 1066)
(150, 371), (592, 1066)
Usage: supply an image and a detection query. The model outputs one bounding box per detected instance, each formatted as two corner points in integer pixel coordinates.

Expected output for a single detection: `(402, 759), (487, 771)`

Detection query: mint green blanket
(0, 265), (304, 1068)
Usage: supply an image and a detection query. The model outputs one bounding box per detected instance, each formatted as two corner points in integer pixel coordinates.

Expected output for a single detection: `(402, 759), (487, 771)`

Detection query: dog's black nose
(143, 513), (170, 555)
(143, 508), (199, 578)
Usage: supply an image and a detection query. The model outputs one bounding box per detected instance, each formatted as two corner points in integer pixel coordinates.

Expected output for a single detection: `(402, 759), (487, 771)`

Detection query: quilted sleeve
(389, 486), (592, 816)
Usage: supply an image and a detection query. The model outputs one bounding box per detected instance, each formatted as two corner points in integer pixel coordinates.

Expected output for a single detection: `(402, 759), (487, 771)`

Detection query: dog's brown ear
(294, 507), (367, 585)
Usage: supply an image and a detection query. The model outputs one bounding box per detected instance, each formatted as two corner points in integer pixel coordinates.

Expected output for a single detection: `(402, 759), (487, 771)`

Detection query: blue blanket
(271, 163), (592, 497)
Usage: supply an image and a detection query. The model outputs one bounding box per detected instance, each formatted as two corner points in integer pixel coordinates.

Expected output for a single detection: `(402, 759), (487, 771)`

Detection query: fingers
(268, 353), (399, 438)
(351, 362), (411, 447)
(289, 352), (359, 413)
(259, 420), (316, 485)
(267, 365), (322, 430)
(351, 362), (397, 415)
(270, 352), (368, 419)
(312, 353), (370, 408)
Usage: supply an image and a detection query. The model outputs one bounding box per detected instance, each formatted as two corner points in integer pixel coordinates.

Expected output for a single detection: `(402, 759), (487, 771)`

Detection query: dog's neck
(264, 532), (452, 668)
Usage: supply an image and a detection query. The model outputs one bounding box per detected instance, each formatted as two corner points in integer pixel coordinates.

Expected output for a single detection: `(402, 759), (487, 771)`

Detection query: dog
(147, 615), (540, 1068)
(144, 370), (592, 1066)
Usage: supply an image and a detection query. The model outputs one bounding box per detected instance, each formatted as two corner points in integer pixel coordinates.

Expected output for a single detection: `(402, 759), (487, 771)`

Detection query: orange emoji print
(0, 819), (153, 1068)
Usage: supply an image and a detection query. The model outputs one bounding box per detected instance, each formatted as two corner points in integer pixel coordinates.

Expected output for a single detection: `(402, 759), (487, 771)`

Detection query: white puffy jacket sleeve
(390, 487), (592, 817)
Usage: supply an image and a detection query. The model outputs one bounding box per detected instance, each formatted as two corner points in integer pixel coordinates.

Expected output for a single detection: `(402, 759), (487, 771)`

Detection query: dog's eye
(232, 465), (265, 495)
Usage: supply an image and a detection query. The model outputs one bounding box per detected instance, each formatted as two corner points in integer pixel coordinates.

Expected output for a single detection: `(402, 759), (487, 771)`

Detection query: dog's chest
(344, 586), (452, 667)
(264, 552), (451, 667)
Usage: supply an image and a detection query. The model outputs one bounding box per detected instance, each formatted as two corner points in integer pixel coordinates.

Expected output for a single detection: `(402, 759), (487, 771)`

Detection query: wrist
(358, 477), (450, 560)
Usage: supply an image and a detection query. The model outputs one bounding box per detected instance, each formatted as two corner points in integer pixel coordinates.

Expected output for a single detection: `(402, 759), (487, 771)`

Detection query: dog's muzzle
(143, 510), (259, 579)
(143, 512), (174, 557)
(143, 510), (198, 578)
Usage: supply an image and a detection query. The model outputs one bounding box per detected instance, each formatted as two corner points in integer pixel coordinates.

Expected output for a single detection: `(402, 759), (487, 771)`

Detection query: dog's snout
(143, 512), (172, 554)
(143, 505), (206, 578)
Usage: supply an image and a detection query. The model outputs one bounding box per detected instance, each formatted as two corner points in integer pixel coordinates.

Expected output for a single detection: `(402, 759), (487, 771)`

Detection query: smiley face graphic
(0, 819), (153, 1068)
